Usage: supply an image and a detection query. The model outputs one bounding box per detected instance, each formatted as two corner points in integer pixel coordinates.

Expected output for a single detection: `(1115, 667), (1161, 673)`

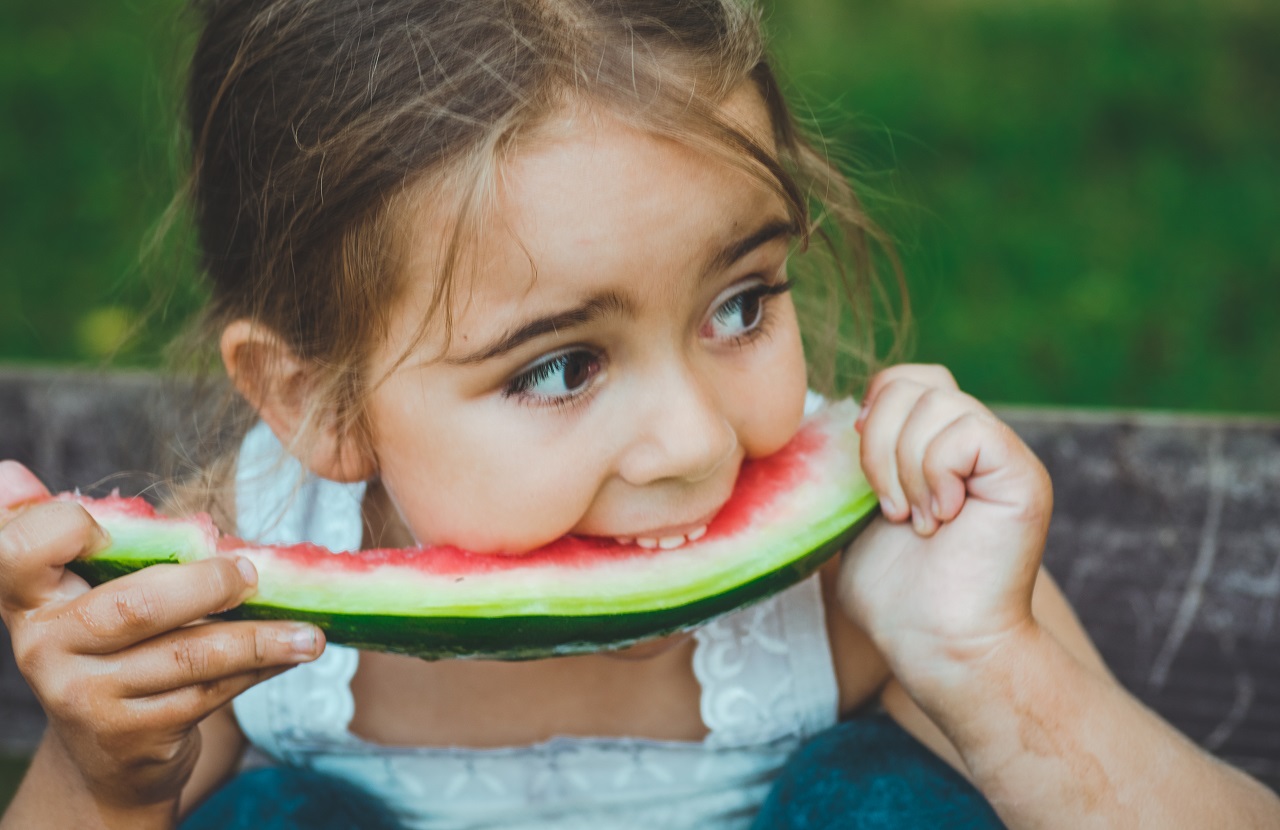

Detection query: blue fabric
(751, 714), (1006, 829)
(181, 716), (1003, 829)
(180, 767), (403, 830)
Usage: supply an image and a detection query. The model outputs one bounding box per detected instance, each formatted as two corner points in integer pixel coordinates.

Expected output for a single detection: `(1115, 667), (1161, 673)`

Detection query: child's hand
(838, 365), (1051, 686)
(0, 461), (322, 813)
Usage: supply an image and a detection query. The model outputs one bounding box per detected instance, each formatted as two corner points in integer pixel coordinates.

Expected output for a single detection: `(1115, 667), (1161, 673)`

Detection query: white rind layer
(84, 399), (875, 619)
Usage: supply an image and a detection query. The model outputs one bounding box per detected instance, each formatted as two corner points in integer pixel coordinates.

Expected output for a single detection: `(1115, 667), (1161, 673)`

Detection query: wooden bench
(2, 367), (1278, 792)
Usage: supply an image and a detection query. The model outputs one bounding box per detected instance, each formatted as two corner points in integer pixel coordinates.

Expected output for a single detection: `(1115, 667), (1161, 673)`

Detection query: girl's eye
(704, 280), (792, 340)
(504, 349), (602, 402)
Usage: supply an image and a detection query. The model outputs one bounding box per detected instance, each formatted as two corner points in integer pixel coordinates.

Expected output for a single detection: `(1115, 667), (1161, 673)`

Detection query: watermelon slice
(65, 399), (877, 660)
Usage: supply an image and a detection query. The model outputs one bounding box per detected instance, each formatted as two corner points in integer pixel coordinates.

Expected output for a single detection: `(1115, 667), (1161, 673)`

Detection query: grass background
(2, 0), (1279, 412)
(0, 0), (1277, 810)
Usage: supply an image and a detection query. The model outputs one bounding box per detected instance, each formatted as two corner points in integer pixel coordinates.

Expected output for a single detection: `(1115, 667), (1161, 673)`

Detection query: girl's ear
(220, 320), (376, 483)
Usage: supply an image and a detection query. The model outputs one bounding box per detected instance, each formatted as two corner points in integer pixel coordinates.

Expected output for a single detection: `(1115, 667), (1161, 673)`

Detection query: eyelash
(502, 277), (792, 408)
(502, 349), (605, 415)
(707, 279), (792, 346)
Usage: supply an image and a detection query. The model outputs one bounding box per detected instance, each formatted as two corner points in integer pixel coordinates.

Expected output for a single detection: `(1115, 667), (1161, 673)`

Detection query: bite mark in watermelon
(65, 399), (877, 659)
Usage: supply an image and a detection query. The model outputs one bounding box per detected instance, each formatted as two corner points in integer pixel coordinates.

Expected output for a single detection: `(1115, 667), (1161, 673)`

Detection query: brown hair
(176, 0), (906, 491)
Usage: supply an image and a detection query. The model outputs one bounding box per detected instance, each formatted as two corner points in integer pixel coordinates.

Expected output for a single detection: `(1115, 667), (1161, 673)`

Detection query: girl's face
(368, 90), (808, 553)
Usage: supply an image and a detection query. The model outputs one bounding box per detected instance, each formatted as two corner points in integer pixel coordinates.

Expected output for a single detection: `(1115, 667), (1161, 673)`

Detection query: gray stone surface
(1009, 409), (1280, 788)
(0, 367), (221, 754)
(1, 369), (1278, 792)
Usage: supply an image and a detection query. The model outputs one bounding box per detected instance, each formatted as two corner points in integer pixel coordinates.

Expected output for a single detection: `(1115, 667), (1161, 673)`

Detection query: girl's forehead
(404, 89), (783, 293)
(485, 122), (780, 294)
(390, 86), (787, 352)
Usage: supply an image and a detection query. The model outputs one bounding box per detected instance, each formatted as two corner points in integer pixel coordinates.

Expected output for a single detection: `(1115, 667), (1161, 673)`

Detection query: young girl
(2, 1), (1277, 828)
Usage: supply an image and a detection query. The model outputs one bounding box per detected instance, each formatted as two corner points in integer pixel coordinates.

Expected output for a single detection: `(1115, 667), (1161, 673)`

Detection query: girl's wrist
(883, 616), (1053, 759)
(892, 619), (1120, 812)
(4, 731), (180, 830)
(875, 613), (1043, 703)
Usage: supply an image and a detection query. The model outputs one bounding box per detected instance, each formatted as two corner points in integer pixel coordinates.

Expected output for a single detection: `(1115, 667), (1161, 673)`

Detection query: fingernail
(930, 496), (941, 521)
(236, 556), (258, 587)
(880, 495), (899, 518)
(290, 625), (317, 656)
(911, 506), (929, 534)
(92, 524), (113, 552)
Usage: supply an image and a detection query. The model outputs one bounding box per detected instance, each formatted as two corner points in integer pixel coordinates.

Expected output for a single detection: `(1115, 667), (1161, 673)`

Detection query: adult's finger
(113, 619), (323, 697)
(59, 556), (259, 654)
(122, 665), (295, 733)
(0, 501), (105, 612)
(0, 460), (51, 512)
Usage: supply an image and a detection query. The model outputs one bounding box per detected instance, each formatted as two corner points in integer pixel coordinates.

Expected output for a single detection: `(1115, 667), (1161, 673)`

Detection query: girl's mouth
(613, 524), (708, 550)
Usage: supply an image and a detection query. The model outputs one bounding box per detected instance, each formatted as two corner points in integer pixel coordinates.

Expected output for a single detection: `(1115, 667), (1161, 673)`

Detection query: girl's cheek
(739, 325), (808, 458)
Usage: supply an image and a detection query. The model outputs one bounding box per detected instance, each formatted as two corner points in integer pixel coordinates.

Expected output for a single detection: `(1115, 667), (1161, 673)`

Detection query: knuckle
(117, 731), (197, 771)
(876, 375), (911, 399)
(71, 596), (116, 641)
(876, 364), (912, 382)
(172, 637), (212, 681)
(141, 738), (195, 768)
(921, 443), (950, 479)
(112, 585), (163, 633)
(250, 628), (271, 666)
(915, 385), (952, 412)
(42, 673), (92, 718)
(119, 700), (174, 738)
(920, 363), (958, 386)
(192, 675), (232, 704)
(957, 409), (995, 435)
(863, 367), (908, 404)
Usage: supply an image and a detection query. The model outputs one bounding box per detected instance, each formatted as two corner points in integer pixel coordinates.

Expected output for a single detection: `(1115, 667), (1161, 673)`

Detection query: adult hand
(0, 460), (323, 814)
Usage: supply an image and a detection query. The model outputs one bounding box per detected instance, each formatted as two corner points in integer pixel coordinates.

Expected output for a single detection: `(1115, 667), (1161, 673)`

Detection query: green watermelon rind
(68, 504), (875, 660)
(66, 399), (880, 660)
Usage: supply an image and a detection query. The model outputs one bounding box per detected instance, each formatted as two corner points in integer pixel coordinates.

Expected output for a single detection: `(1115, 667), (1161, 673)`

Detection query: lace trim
(693, 576), (838, 748)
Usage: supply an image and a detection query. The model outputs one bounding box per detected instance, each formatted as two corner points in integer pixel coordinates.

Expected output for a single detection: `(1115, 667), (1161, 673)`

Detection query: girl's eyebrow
(446, 292), (629, 365)
(703, 216), (799, 276)
(447, 216), (798, 366)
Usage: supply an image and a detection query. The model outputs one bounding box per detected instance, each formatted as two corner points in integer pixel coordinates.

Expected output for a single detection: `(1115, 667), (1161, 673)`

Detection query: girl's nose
(616, 366), (738, 487)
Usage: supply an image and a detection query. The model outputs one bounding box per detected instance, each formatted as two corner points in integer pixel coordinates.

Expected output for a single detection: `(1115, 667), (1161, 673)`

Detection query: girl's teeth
(624, 525), (709, 550)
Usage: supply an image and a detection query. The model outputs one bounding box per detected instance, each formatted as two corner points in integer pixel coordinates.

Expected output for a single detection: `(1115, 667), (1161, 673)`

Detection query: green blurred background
(2, 0), (1278, 412)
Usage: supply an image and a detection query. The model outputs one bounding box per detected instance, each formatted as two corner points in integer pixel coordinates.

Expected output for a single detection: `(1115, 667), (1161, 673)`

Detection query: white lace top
(231, 397), (841, 830)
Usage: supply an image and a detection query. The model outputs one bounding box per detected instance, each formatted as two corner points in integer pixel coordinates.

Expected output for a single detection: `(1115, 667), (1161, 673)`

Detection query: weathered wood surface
(2, 368), (1278, 793)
